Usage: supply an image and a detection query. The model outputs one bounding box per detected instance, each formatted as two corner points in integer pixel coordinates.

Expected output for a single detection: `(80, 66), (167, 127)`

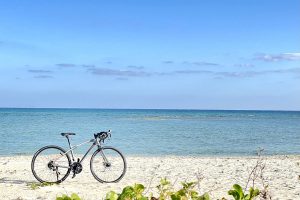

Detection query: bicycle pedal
(72, 173), (76, 178)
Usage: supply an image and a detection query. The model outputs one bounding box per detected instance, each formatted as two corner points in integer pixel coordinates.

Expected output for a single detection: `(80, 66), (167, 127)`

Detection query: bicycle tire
(31, 145), (71, 183)
(90, 146), (126, 183)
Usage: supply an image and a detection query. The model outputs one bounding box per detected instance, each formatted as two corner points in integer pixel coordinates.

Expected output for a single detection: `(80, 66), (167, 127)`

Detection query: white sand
(0, 155), (300, 200)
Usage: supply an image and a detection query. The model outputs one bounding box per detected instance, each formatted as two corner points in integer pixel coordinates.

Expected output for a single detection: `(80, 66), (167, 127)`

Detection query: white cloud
(255, 53), (300, 62)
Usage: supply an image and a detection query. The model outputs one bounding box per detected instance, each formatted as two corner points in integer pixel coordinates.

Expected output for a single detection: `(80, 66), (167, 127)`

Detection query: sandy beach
(0, 155), (299, 200)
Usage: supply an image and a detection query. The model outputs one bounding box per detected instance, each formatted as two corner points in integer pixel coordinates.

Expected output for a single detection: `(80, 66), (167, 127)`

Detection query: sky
(0, 0), (300, 110)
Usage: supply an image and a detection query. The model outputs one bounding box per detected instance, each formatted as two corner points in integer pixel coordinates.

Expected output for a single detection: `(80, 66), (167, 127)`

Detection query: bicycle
(31, 130), (126, 183)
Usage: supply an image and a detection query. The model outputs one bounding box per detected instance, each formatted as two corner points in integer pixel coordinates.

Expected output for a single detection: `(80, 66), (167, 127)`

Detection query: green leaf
(139, 197), (148, 200)
(198, 193), (210, 200)
(176, 189), (186, 196)
(134, 183), (145, 194)
(122, 186), (134, 194)
(244, 194), (250, 200)
(228, 190), (240, 200)
(252, 189), (260, 197)
(56, 194), (71, 200)
(171, 194), (181, 200)
(119, 186), (135, 200)
(249, 187), (259, 198)
(233, 184), (244, 199)
(160, 178), (170, 186)
(70, 193), (81, 200)
(182, 182), (196, 189)
(190, 190), (199, 199)
(106, 191), (119, 200)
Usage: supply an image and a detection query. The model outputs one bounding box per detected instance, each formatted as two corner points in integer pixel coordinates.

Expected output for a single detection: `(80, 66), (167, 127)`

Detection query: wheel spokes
(32, 147), (70, 183)
(91, 148), (126, 183)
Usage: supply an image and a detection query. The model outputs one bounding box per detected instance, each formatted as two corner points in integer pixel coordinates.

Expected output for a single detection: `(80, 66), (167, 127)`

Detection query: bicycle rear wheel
(90, 147), (126, 183)
(31, 145), (71, 183)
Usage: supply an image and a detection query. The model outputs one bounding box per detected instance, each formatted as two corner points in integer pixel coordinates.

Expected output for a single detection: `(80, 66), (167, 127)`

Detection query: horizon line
(0, 107), (299, 112)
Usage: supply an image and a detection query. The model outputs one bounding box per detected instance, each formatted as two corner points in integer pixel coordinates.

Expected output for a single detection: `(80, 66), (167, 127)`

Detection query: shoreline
(1, 153), (300, 158)
(1, 155), (300, 199)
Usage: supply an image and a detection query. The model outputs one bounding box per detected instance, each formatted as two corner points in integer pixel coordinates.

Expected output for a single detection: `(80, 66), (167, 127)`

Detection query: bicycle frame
(53, 137), (107, 169)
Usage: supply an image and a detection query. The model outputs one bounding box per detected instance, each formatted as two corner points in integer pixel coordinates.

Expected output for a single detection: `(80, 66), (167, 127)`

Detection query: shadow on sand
(0, 177), (33, 185)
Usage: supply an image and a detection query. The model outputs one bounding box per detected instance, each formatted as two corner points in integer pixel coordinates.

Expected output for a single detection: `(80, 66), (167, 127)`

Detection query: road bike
(31, 130), (126, 183)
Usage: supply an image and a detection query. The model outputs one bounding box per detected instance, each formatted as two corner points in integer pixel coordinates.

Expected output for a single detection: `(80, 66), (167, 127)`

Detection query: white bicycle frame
(53, 136), (109, 169)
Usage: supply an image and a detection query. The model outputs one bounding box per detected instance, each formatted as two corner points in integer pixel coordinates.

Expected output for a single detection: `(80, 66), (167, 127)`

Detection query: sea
(0, 108), (299, 156)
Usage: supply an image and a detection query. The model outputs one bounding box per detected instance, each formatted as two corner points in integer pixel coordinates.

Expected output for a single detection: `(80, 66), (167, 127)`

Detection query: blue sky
(0, 0), (300, 110)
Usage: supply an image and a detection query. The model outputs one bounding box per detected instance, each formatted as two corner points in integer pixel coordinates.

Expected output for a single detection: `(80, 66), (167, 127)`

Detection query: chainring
(71, 162), (83, 174)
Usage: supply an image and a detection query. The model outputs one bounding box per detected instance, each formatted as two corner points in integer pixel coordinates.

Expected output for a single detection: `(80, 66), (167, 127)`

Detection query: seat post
(66, 136), (75, 161)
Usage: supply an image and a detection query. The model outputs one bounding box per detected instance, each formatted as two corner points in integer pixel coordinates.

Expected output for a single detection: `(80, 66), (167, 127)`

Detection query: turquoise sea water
(0, 108), (299, 156)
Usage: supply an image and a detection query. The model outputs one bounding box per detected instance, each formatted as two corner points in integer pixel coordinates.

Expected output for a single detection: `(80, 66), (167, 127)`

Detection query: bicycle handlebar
(94, 130), (111, 142)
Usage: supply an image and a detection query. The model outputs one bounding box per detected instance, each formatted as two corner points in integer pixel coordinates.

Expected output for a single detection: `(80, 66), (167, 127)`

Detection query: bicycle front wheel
(90, 147), (126, 183)
(31, 145), (71, 183)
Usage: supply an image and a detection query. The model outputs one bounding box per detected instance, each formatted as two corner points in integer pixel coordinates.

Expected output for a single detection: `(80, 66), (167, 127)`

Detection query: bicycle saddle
(61, 132), (76, 137)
